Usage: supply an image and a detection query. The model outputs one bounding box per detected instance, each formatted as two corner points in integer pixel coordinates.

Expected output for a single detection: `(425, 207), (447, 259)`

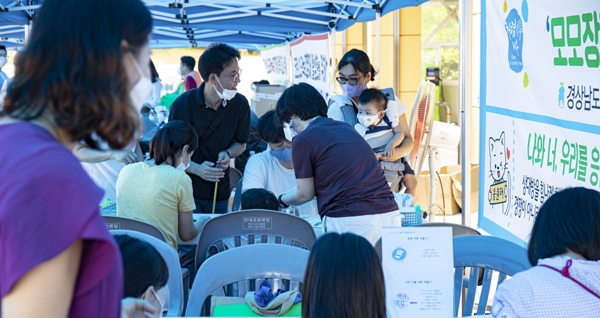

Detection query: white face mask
(282, 122), (297, 142)
(0, 56), (7, 68)
(129, 57), (152, 113)
(357, 112), (381, 128)
(214, 76), (237, 100)
(176, 158), (190, 171)
(148, 287), (164, 318)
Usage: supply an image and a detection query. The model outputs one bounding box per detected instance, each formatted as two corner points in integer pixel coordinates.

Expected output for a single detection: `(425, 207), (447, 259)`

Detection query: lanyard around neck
(538, 259), (600, 299)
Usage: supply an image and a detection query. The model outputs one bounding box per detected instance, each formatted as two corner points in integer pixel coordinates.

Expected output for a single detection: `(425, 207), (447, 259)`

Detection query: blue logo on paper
(392, 248), (407, 261)
(505, 8), (524, 73)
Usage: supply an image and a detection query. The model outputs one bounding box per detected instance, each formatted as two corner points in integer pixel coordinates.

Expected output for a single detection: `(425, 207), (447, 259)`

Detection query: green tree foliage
(421, 4), (459, 81)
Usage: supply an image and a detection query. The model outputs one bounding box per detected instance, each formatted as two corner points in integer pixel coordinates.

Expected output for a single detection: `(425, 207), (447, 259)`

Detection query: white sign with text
(290, 33), (330, 100)
(382, 227), (454, 318)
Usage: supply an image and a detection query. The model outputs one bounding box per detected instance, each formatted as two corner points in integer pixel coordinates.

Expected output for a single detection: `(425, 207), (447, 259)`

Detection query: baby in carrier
(354, 88), (414, 193)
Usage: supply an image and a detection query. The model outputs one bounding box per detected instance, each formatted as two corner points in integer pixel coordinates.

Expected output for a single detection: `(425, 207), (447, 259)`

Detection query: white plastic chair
(453, 235), (531, 316)
(185, 244), (309, 317)
(103, 215), (168, 243)
(112, 230), (187, 317)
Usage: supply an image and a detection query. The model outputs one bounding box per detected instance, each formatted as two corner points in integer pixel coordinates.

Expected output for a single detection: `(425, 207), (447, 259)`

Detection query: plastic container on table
(399, 206), (424, 227)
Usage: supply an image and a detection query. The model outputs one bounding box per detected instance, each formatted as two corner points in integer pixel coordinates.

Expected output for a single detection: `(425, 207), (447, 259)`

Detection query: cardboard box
(250, 84), (286, 118)
(450, 164), (479, 214)
(414, 166), (461, 215)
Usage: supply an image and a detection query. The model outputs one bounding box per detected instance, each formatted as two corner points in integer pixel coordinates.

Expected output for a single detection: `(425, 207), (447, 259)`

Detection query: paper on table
(382, 227), (454, 318)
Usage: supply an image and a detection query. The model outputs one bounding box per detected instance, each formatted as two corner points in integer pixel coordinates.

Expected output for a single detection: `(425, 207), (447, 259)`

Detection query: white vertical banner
(290, 33), (331, 100)
(259, 43), (290, 86)
(479, 0), (600, 245)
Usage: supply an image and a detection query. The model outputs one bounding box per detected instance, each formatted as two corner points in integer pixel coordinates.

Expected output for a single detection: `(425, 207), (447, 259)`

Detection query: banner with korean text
(290, 33), (330, 100)
(260, 43), (291, 86)
(479, 0), (600, 246)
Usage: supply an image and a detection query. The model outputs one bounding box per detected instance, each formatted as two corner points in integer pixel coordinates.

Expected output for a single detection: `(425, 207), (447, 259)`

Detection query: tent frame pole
(459, 0), (473, 226)
(375, 8), (381, 88)
(393, 9), (399, 93)
(330, 30), (337, 95)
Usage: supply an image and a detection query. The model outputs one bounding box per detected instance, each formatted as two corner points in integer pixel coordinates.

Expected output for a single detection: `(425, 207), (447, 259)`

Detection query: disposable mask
(129, 57), (152, 113)
(176, 158), (190, 171)
(271, 147), (293, 163)
(214, 76), (237, 100)
(282, 122), (297, 142)
(149, 287), (164, 318)
(357, 113), (381, 127)
(340, 83), (366, 98)
(0, 57), (6, 68)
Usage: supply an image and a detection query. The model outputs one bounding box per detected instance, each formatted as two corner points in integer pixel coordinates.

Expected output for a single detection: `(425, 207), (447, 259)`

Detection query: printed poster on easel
(289, 33), (330, 100)
(479, 0), (600, 246)
(259, 43), (291, 86)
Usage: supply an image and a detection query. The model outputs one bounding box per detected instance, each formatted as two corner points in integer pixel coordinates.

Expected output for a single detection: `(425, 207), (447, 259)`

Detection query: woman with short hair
(276, 83), (400, 245)
(491, 187), (600, 317)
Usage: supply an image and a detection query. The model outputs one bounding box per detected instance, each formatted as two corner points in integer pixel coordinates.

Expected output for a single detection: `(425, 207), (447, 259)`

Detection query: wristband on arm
(277, 194), (289, 209)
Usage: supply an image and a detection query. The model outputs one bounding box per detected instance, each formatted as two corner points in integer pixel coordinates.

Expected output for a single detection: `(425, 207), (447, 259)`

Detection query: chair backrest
(231, 177), (243, 212)
(452, 235), (531, 317)
(103, 215), (168, 243)
(229, 167), (243, 192)
(374, 223), (481, 260)
(100, 203), (117, 216)
(111, 230), (185, 317)
(185, 244), (309, 317)
(195, 209), (317, 270)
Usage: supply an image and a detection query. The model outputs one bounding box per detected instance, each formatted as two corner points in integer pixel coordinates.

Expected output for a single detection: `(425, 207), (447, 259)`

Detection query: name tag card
(382, 227), (454, 318)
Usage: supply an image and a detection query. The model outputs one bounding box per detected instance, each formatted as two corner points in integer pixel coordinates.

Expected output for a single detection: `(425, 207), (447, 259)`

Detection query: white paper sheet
(382, 227), (454, 318)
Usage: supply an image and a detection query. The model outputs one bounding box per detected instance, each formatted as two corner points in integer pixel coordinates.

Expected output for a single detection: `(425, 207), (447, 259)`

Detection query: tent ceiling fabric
(0, 0), (427, 48)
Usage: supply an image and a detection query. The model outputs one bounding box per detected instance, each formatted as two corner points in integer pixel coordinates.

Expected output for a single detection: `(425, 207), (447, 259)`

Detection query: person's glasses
(225, 68), (242, 81)
(336, 76), (361, 85)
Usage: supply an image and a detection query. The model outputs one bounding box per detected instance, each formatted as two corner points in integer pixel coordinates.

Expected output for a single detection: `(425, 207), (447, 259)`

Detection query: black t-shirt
(292, 117), (397, 218)
(168, 83), (250, 201)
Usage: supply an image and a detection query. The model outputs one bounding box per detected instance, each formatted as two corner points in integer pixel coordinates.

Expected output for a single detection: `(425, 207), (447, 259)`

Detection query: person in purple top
(275, 83), (401, 245)
(0, 0), (157, 317)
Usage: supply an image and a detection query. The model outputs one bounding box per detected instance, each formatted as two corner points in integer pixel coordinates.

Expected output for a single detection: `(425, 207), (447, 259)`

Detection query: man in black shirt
(169, 43), (250, 214)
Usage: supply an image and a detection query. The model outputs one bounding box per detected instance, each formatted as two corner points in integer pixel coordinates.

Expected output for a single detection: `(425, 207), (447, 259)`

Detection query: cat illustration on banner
(488, 131), (511, 215)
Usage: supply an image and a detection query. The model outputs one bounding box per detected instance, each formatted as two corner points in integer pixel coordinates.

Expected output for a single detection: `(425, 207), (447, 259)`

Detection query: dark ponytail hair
(150, 120), (198, 168)
(150, 59), (160, 83)
(337, 49), (377, 82)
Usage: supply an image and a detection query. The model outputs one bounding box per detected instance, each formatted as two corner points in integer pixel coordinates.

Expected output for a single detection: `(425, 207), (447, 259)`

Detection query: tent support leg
(375, 10), (381, 88)
(330, 30), (336, 95)
(459, 0), (473, 226)
(393, 10), (399, 93)
(341, 30), (347, 55)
